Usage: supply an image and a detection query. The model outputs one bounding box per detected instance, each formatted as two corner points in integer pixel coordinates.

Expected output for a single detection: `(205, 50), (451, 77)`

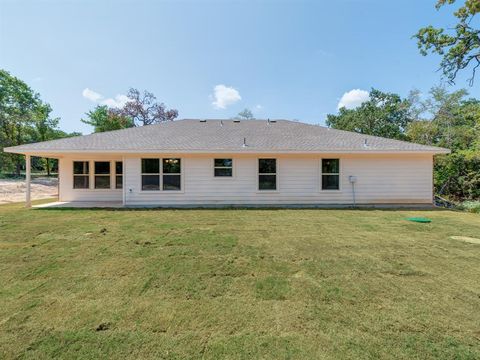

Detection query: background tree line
(326, 86), (480, 201)
(0, 69), (178, 177)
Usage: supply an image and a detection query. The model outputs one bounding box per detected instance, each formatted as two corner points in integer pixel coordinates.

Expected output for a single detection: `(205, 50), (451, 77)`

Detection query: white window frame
(73, 160), (90, 190)
(141, 158), (161, 191)
(140, 158), (183, 192)
(320, 158), (341, 191)
(162, 158), (182, 191)
(257, 158), (278, 192)
(93, 161), (111, 190)
(213, 158), (234, 178)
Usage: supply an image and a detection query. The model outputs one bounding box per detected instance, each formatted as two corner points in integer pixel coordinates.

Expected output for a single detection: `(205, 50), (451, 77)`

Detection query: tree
(414, 0), (480, 85)
(326, 89), (413, 140)
(407, 86), (477, 150)
(32, 103), (80, 176)
(0, 69), (43, 175)
(236, 108), (254, 120)
(0, 69), (78, 176)
(82, 105), (134, 133)
(116, 88), (178, 126)
(406, 85), (480, 200)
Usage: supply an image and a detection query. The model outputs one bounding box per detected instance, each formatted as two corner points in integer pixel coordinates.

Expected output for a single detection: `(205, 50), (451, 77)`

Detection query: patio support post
(122, 156), (126, 206)
(25, 154), (31, 208)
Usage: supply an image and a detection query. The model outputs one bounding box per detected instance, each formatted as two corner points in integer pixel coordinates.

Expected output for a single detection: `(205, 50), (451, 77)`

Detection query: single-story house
(4, 119), (449, 207)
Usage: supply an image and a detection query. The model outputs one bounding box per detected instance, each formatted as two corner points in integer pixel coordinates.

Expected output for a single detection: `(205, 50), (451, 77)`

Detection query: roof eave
(3, 148), (451, 155)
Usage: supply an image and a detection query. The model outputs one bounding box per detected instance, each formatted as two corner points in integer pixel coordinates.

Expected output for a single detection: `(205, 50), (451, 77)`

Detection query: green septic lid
(407, 217), (432, 223)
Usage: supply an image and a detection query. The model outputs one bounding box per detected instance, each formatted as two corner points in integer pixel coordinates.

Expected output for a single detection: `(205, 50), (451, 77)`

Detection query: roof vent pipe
(220, 120), (223, 126)
(364, 139), (368, 147)
(242, 137), (247, 147)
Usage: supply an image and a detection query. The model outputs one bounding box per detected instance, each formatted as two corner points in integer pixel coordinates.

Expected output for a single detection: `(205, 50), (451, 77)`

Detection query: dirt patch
(450, 236), (480, 245)
(0, 178), (58, 204)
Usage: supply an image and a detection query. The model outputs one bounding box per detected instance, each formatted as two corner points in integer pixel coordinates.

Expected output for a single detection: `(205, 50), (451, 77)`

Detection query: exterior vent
(267, 119), (277, 124)
(233, 120), (240, 123)
(200, 119), (207, 123)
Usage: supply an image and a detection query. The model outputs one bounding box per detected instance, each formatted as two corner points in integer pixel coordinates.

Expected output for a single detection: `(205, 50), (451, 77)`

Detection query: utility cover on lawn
(407, 217), (432, 223)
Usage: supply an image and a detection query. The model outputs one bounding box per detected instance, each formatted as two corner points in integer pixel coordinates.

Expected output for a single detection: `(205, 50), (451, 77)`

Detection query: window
(115, 161), (123, 189)
(142, 158), (160, 190)
(141, 158), (182, 191)
(214, 158), (233, 177)
(73, 161), (89, 189)
(94, 161), (111, 189)
(258, 158), (277, 190)
(163, 158), (181, 190)
(321, 159), (340, 190)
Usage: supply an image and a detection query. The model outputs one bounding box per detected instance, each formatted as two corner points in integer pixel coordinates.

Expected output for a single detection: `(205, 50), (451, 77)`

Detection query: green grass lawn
(0, 201), (479, 359)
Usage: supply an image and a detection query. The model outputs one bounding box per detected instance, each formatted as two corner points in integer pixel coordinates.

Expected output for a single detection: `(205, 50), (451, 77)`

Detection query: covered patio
(33, 201), (124, 209)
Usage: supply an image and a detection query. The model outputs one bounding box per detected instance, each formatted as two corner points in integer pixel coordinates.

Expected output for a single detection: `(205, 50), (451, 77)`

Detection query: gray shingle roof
(4, 119), (449, 154)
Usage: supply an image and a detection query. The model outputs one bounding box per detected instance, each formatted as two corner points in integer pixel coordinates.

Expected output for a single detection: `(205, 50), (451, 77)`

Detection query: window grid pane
(142, 159), (160, 174)
(214, 168), (233, 177)
(116, 161), (123, 175)
(259, 159), (276, 174)
(163, 174), (181, 190)
(73, 161), (89, 175)
(116, 175), (123, 189)
(142, 175), (160, 190)
(259, 175), (276, 190)
(322, 175), (339, 190)
(322, 159), (339, 174)
(163, 158), (181, 174)
(94, 161), (110, 175)
(214, 158), (232, 167)
(73, 175), (89, 189)
(95, 176), (110, 189)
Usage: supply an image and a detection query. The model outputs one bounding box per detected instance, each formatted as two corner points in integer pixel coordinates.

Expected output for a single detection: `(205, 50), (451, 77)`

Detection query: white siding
(59, 156), (123, 202)
(58, 153), (433, 205)
(120, 153), (434, 206)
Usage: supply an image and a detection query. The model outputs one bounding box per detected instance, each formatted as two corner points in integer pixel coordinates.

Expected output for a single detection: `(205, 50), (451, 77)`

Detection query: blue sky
(0, 0), (474, 134)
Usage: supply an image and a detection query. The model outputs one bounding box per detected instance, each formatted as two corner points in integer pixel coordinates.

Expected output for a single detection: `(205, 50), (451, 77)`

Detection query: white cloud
(82, 88), (103, 102)
(82, 88), (129, 108)
(255, 104), (263, 110)
(211, 84), (241, 109)
(337, 89), (370, 110)
(100, 94), (130, 108)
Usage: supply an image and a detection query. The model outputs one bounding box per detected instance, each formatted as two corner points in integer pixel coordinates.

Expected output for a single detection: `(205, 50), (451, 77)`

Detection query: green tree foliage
(415, 0), (480, 85)
(81, 105), (134, 133)
(326, 89), (413, 140)
(236, 108), (254, 120)
(407, 86), (480, 200)
(0, 69), (76, 175)
(1, 69), (45, 174)
(327, 86), (480, 200)
(435, 150), (480, 199)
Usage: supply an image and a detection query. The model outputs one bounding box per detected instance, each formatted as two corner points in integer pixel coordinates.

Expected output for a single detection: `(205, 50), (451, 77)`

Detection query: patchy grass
(0, 202), (479, 359)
